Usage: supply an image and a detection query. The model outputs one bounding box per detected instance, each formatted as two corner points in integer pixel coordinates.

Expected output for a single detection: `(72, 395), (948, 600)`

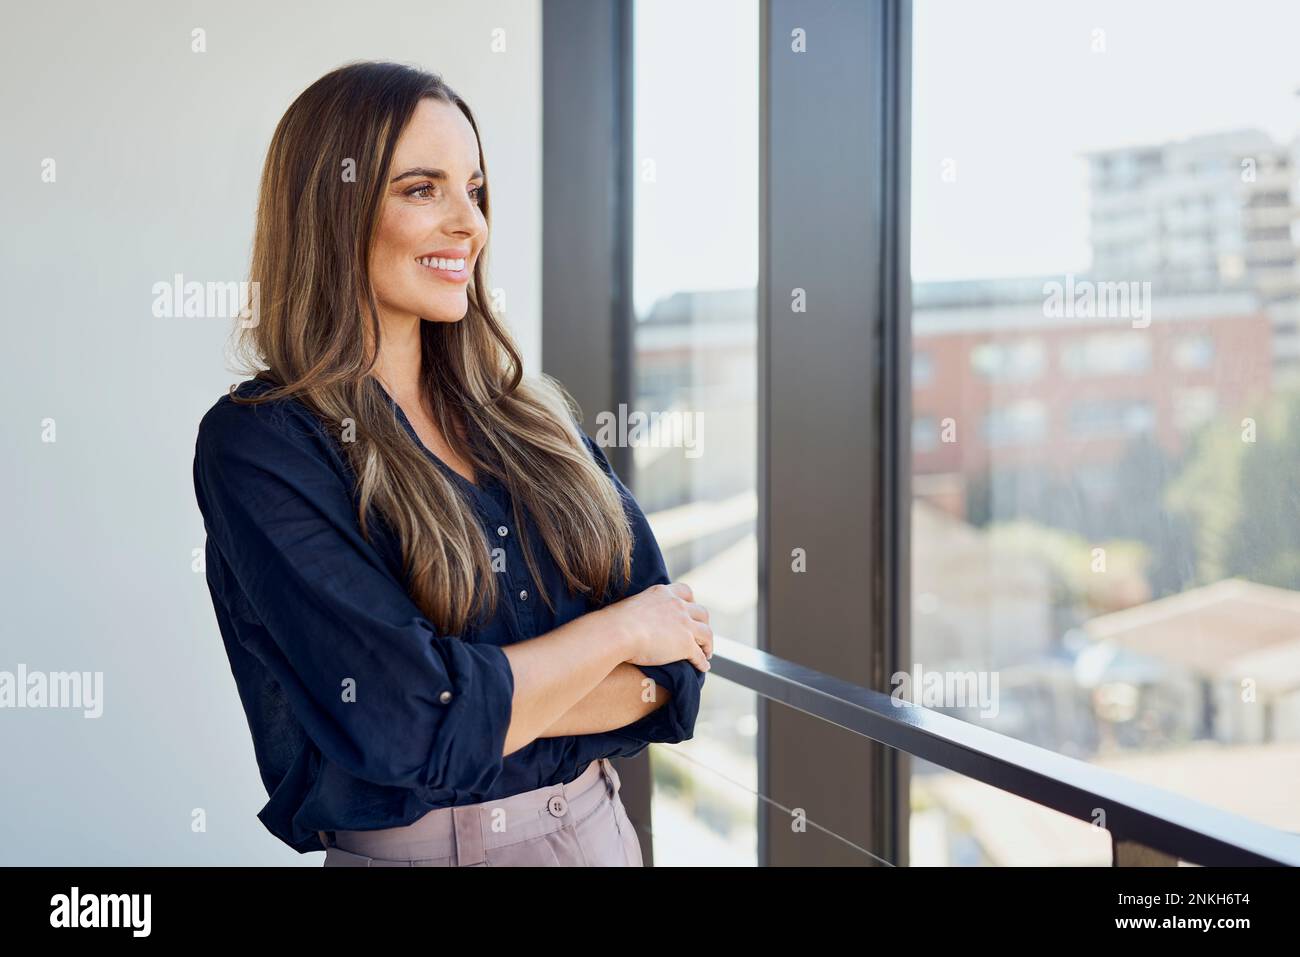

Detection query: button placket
(473, 488), (538, 637)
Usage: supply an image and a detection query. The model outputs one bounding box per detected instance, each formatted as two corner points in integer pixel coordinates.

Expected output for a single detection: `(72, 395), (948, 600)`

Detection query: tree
(1166, 391), (1300, 590)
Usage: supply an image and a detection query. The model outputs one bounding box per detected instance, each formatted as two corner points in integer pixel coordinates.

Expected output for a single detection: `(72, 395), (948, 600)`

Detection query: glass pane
(911, 757), (1114, 866)
(911, 0), (1300, 864)
(632, 0), (759, 866)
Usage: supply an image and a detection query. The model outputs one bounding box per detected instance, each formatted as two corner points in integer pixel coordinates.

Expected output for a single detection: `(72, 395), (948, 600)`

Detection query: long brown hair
(227, 60), (632, 635)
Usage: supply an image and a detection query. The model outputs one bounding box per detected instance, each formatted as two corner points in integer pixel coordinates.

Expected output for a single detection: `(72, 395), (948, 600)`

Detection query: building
(1085, 129), (1300, 382)
(1083, 578), (1300, 746)
(912, 280), (1272, 520)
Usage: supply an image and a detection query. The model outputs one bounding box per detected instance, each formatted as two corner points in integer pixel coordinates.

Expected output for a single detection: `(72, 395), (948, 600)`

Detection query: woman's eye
(406, 183), (484, 205)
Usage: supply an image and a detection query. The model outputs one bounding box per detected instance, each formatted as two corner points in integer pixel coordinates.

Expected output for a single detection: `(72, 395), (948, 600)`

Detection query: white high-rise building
(1086, 130), (1300, 377)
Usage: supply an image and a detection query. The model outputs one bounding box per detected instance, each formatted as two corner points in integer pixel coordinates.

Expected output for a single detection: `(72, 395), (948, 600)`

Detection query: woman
(192, 61), (712, 867)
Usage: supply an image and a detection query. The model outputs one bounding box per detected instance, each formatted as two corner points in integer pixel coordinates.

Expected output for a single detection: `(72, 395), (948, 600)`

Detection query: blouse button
(439, 690), (453, 704)
(519, 589), (528, 601)
(497, 525), (509, 537)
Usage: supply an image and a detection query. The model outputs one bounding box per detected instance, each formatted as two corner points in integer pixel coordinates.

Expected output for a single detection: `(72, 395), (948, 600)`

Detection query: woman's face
(370, 97), (487, 326)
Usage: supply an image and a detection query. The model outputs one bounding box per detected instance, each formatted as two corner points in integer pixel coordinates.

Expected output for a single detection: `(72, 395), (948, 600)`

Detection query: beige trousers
(320, 758), (645, 867)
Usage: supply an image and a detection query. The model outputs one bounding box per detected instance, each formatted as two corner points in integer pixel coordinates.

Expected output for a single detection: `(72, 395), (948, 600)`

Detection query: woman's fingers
(658, 581), (712, 663)
(685, 601), (710, 623)
(691, 619), (714, 659)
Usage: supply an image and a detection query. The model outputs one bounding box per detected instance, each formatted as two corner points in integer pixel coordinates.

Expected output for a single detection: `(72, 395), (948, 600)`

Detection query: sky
(629, 0), (1300, 309)
(911, 0), (1300, 281)
(633, 0), (758, 318)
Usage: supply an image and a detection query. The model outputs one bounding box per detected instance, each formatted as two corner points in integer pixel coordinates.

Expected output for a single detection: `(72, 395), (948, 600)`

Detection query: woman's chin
(420, 308), (467, 324)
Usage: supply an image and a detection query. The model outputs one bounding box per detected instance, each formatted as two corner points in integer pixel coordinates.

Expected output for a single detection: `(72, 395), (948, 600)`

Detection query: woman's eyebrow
(389, 166), (486, 184)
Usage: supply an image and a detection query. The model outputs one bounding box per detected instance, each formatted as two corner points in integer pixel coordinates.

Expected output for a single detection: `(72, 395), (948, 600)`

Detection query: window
(1172, 335), (1215, 370)
(913, 351), (934, 388)
(1068, 399), (1155, 437)
(913, 416), (938, 452)
(631, 0), (758, 867)
(911, 0), (1293, 865)
(970, 339), (1044, 381)
(1060, 334), (1151, 377)
(984, 400), (1048, 446)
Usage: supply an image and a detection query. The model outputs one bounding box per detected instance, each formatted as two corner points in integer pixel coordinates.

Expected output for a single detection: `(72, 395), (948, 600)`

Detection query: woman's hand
(598, 582), (713, 672)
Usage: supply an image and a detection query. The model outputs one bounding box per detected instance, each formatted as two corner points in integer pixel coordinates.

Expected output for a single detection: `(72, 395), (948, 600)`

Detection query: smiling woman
(372, 100), (486, 316)
(191, 60), (712, 867)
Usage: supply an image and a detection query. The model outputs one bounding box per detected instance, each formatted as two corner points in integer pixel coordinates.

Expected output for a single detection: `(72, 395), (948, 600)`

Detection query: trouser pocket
(609, 795), (645, 867)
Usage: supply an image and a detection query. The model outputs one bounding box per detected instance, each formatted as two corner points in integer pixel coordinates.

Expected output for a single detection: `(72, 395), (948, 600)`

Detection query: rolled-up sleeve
(193, 397), (515, 799)
(579, 431), (706, 746)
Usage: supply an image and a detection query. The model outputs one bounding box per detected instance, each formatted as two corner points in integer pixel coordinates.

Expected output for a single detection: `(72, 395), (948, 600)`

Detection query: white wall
(0, 0), (540, 864)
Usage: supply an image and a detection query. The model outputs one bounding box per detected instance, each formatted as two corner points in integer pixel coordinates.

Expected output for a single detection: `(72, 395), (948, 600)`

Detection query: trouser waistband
(319, 758), (622, 866)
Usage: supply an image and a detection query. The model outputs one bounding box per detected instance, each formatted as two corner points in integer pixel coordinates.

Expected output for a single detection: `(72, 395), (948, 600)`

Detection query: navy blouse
(192, 376), (705, 853)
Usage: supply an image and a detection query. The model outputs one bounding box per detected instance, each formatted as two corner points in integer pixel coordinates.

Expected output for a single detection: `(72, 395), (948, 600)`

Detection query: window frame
(543, 0), (913, 867)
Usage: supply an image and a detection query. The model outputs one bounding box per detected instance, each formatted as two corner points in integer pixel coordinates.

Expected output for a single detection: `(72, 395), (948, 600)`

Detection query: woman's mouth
(416, 255), (470, 282)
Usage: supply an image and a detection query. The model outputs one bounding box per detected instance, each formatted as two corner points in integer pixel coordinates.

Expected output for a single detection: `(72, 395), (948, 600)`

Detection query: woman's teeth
(418, 256), (466, 271)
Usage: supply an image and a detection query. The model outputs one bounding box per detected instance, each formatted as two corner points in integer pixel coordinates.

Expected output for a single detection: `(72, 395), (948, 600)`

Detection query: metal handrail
(709, 636), (1300, 866)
